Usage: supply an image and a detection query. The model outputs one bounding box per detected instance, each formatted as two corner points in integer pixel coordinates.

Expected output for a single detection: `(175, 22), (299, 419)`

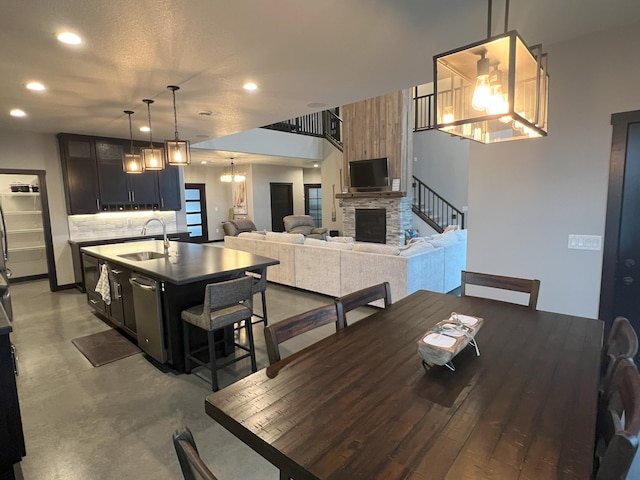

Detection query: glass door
(184, 183), (209, 243)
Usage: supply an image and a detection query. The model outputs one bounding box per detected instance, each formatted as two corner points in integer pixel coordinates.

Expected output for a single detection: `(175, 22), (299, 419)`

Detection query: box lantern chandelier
(123, 85), (191, 174)
(433, 0), (548, 144)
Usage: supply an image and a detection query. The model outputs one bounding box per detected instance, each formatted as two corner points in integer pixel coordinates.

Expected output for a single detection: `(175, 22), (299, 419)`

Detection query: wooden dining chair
(336, 282), (392, 327)
(173, 427), (219, 480)
(461, 270), (541, 310)
(264, 303), (344, 376)
(594, 357), (640, 479)
(602, 317), (639, 380)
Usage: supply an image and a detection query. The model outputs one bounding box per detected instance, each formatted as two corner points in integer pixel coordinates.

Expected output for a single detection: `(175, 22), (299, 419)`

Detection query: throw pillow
(290, 226), (313, 236)
(353, 243), (401, 256)
(265, 232), (305, 244)
(443, 224), (459, 233)
(327, 236), (354, 243)
(238, 232), (266, 240)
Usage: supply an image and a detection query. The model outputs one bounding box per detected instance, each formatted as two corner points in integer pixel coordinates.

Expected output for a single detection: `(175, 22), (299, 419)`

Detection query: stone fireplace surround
(338, 193), (412, 247)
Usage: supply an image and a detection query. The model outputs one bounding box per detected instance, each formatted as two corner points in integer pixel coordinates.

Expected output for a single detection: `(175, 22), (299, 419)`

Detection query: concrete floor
(10, 278), (375, 479)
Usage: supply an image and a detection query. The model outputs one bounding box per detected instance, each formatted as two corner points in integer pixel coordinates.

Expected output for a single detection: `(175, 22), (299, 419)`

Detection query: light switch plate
(568, 234), (602, 251)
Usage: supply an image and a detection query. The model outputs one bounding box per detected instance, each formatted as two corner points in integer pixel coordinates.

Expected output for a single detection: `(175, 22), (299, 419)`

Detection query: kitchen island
(81, 241), (278, 371)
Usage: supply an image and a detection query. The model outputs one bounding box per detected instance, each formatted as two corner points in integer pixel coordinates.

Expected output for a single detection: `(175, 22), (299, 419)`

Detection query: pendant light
(141, 99), (165, 171)
(220, 158), (245, 183)
(122, 110), (144, 174)
(433, 0), (548, 143)
(164, 85), (191, 166)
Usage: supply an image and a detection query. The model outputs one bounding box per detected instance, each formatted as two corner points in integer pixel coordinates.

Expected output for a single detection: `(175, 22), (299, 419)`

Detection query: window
(184, 183), (208, 243)
(304, 184), (322, 227)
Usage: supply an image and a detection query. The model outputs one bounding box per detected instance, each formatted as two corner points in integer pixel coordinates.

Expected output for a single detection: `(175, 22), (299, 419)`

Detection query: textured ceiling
(2, 0), (640, 166)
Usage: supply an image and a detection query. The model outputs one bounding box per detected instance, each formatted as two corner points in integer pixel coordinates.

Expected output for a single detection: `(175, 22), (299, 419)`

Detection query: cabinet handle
(161, 197), (164, 209)
(11, 344), (18, 376)
(131, 191), (135, 202)
(111, 269), (122, 274)
(89, 299), (98, 304)
(96, 198), (100, 210)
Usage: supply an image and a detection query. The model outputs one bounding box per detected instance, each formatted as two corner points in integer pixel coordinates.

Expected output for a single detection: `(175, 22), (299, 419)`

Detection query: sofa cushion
(304, 238), (327, 246)
(427, 231), (459, 248)
(238, 232), (266, 240)
(265, 232), (305, 244)
(290, 225), (313, 235)
(327, 236), (354, 243)
(455, 229), (468, 242)
(399, 240), (436, 257)
(352, 243), (401, 256)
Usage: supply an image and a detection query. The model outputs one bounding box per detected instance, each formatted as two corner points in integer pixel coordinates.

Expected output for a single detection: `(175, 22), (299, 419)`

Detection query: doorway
(184, 183), (209, 243)
(0, 169), (55, 290)
(601, 110), (640, 360)
(304, 184), (322, 227)
(270, 183), (293, 232)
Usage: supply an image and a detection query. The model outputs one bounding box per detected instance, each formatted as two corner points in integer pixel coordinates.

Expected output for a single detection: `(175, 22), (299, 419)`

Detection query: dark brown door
(601, 111), (640, 358)
(270, 183), (293, 232)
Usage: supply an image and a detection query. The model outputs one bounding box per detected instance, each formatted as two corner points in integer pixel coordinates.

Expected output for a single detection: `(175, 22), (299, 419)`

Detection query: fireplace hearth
(355, 209), (386, 244)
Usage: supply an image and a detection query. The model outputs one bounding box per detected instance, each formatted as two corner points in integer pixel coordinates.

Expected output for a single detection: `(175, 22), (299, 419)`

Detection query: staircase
(412, 176), (465, 233)
(262, 109), (343, 151)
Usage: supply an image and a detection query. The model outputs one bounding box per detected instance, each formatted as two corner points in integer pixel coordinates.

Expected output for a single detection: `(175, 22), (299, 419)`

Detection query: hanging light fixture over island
(164, 85), (191, 166)
(433, 0), (548, 143)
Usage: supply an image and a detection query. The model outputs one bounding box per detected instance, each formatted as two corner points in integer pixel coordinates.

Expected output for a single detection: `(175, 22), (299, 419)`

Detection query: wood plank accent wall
(342, 89), (413, 192)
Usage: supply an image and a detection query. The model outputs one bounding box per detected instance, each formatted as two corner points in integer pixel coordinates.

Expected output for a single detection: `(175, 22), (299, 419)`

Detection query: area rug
(72, 329), (142, 367)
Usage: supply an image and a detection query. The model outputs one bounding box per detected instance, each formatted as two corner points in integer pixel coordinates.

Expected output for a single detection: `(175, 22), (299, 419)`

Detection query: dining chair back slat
(264, 303), (344, 365)
(173, 427), (219, 480)
(336, 282), (392, 326)
(595, 357), (640, 479)
(603, 316), (639, 378)
(461, 270), (540, 310)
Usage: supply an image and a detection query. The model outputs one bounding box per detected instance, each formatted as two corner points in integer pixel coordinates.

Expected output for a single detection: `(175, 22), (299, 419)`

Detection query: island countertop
(80, 241), (279, 285)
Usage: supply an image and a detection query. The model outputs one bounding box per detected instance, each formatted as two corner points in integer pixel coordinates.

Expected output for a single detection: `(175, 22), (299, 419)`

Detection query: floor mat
(72, 329), (142, 367)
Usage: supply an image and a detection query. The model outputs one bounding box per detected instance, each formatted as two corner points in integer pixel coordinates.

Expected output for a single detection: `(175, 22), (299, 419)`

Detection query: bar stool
(181, 276), (257, 391)
(249, 267), (268, 326)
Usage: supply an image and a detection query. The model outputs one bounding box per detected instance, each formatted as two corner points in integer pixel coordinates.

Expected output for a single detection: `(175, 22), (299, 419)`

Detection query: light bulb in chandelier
(471, 53), (491, 112)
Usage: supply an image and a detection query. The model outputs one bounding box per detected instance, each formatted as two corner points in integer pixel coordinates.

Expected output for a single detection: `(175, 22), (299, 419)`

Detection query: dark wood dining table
(205, 290), (603, 479)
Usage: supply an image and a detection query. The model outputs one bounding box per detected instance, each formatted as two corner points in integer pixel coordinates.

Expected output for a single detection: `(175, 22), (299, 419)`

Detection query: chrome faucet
(141, 218), (170, 256)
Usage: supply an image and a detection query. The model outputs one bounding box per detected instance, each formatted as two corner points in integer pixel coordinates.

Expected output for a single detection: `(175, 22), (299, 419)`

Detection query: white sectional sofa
(224, 229), (467, 302)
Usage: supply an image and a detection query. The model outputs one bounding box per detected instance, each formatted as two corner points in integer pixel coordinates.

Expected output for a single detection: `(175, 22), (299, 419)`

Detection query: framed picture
(232, 180), (248, 215)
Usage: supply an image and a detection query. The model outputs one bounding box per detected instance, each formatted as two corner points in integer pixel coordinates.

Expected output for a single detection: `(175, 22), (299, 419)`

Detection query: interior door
(270, 183), (293, 232)
(601, 111), (640, 359)
(184, 183), (208, 243)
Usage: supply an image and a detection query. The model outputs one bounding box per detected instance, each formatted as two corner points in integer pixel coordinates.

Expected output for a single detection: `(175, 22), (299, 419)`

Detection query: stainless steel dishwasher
(129, 274), (167, 363)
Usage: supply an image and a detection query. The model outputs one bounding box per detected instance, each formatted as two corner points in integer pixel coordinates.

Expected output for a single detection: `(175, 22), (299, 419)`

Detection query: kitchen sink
(118, 251), (167, 261)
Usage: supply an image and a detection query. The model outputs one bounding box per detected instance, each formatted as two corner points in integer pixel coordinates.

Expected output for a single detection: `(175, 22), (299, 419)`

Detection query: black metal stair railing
(414, 90), (435, 132)
(412, 176), (465, 233)
(262, 110), (343, 151)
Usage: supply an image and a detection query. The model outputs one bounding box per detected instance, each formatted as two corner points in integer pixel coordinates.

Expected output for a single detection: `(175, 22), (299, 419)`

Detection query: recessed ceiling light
(243, 82), (258, 91)
(313, 163), (319, 168)
(26, 82), (46, 91)
(57, 31), (82, 45)
(10, 109), (27, 117)
(140, 126), (150, 132)
(200, 161), (208, 165)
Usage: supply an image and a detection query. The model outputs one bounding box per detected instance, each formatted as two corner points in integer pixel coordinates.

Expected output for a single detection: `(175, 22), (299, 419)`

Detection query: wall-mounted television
(349, 157), (389, 191)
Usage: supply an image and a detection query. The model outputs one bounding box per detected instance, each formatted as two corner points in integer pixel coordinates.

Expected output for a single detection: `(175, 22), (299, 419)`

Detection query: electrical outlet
(568, 234), (602, 251)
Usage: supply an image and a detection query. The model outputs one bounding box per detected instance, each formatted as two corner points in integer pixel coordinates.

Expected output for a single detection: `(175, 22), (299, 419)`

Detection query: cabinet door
(109, 266), (136, 335)
(82, 254), (106, 314)
(58, 134), (100, 214)
(128, 171), (159, 205)
(158, 165), (181, 210)
(96, 141), (130, 206)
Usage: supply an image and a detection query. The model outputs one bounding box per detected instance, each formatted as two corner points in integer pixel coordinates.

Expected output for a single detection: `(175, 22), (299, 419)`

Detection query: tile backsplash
(68, 211), (179, 241)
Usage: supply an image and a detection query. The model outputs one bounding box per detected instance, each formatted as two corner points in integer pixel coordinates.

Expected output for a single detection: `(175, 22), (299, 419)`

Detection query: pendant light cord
(486, 0), (510, 38)
(172, 89), (179, 141)
(143, 99), (154, 146)
(127, 112), (135, 153)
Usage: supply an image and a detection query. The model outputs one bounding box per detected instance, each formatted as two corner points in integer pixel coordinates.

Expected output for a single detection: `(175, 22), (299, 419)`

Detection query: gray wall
(250, 164), (305, 231)
(468, 20), (640, 318)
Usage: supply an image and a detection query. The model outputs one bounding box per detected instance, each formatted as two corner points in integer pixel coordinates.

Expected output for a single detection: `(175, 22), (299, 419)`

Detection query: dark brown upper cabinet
(58, 134), (101, 214)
